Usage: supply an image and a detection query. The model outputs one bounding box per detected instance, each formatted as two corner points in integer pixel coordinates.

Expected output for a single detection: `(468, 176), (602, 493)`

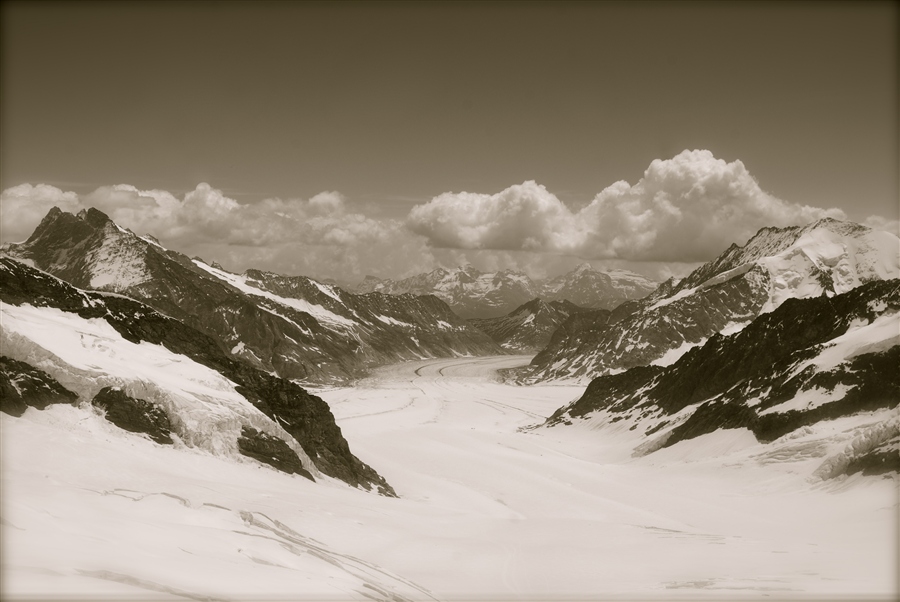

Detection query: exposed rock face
(4, 208), (500, 384)
(238, 426), (315, 481)
(0, 257), (396, 496)
(543, 279), (900, 473)
(356, 263), (655, 319)
(515, 219), (900, 383)
(92, 387), (173, 445)
(0, 355), (78, 417)
(470, 299), (588, 352)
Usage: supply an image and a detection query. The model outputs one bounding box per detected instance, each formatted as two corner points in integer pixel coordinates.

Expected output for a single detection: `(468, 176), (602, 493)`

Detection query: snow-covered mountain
(356, 263), (655, 319)
(3, 207), (502, 383)
(470, 298), (587, 352)
(540, 263), (657, 309)
(357, 265), (539, 319)
(0, 256), (395, 494)
(514, 218), (900, 383)
(540, 278), (899, 478)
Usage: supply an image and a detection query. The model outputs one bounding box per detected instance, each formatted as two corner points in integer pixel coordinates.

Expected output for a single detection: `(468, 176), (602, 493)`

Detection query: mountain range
(540, 278), (899, 478)
(509, 218), (900, 384)
(0, 256), (394, 494)
(356, 263), (657, 319)
(2, 207), (897, 498)
(2, 207), (502, 384)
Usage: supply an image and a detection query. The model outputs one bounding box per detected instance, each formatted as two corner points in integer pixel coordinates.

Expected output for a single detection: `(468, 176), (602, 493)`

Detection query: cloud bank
(2, 150), (894, 284)
(0, 181), (431, 283)
(408, 150), (855, 262)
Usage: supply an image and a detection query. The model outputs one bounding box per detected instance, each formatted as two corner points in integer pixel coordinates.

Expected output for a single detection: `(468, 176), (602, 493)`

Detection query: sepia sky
(1, 2), (897, 284)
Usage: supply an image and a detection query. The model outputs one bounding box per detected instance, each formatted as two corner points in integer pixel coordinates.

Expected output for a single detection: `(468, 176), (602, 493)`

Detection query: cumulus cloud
(863, 214), (900, 236)
(77, 182), (396, 250)
(0, 183), (82, 243)
(0, 181), (430, 285)
(2, 150), (893, 285)
(406, 150), (857, 262)
(408, 181), (578, 252)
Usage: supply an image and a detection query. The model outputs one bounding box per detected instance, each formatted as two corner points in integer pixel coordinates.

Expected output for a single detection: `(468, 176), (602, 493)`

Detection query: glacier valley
(2, 355), (896, 601)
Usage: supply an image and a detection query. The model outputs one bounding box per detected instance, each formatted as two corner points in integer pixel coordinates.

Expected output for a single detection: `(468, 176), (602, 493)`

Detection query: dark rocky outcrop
(237, 426), (315, 481)
(91, 387), (173, 444)
(0, 257), (396, 496)
(546, 279), (900, 457)
(0, 355), (78, 417)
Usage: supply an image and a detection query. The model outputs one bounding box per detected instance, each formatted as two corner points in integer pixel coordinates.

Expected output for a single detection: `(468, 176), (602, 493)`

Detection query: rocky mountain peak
(5, 206), (502, 383)
(573, 262), (594, 274)
(470, 296), (587, 352)
(76, 207), (116, 229)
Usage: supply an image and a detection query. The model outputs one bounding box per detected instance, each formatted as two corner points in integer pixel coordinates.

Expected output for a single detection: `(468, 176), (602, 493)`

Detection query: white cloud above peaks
(579, 149), (848, 261)
(407, 180), (580, 252)
(405, 150), (851, 263)
(0, 183), (81, 243)
(1, 149), (888, 284)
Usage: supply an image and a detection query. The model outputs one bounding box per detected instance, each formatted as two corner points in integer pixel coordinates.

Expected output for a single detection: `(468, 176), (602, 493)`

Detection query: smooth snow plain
(2, 355), (897, 601)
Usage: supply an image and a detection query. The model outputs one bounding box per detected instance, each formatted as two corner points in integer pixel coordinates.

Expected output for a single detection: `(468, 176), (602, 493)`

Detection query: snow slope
(3, 356), (896, 600)
(193, 259), (357, 329)
(0, 301), (316, 468)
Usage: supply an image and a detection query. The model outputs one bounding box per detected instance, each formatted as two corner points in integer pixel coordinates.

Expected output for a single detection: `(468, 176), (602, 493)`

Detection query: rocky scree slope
(469, 298), (588, 352)
(357, 263), (656, 319)
(543, 279), (900, 478)
(3, 207), (500, 383)
(0, 257), (395, 495)
(514, 219), (900, 383)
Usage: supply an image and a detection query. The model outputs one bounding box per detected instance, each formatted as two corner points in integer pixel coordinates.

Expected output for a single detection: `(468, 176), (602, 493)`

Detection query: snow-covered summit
(540, 263), (656, 309)
(358, 263), (656, 318)
(655, 217), (899, 313)
(517, 218), (900, 384)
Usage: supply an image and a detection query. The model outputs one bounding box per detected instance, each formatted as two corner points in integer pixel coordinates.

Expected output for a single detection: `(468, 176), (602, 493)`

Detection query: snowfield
(2, 356), (897, 600)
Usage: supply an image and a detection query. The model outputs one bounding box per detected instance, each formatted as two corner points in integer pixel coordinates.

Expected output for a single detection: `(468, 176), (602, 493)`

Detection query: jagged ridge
(470, 298), (588, 352)
(545, 279), (900, 474)
(4, 207), (502, 383)
(0, 257), (396, 495)
(516, 218), (900, 383)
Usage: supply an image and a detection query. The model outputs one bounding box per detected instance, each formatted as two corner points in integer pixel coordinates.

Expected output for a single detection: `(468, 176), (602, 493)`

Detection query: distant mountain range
(356, 263), (657, 319)
(509, 218), (900, 383)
